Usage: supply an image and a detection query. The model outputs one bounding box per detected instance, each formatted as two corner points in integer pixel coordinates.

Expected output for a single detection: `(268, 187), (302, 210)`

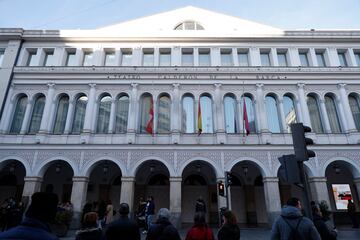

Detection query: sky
(1, 0), (360, 30)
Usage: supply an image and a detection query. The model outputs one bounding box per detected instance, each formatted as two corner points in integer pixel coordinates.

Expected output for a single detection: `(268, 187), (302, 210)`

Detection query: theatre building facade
(0, 6), (360, 226)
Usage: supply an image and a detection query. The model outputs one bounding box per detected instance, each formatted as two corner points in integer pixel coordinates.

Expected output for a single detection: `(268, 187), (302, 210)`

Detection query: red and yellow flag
(243, 98), (250, 136)
(146, 98), (154, 135)
(197, 98), (202, 135)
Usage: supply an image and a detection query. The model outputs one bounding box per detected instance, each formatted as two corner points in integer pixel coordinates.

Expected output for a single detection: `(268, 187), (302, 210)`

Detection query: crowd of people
(0, 192), (359, 240)
(0, 198), (25, 232)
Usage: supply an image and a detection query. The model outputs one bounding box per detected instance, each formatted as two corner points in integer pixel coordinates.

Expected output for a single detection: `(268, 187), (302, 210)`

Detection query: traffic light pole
(298, 161), (313, 220)
(225, 185), (229, 210)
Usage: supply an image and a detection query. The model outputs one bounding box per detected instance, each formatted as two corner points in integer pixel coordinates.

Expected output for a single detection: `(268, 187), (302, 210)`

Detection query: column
(232, 47), (239, 66)
(169, 177), (182, 228)
(64, 98), (75, 134)
(20, 99), (33, 134)
(309, 48), (318, 67)
(70, 177), (89, 228)
(108, 99), (116, 133)
(211, 47), (220, 66)
(297, 83), (311, 127)
(193, 47), (199, 66)
(249, 47), (261, 66)
(22, 177), (43, 198)
(354, 178), (360, 209)
(295, 98), (304, 123)
(120, 177), (135, 213)
(263, 177), (282, 225)
(326, 47), (340, 66)
(308, 177), (331, 208)
(237, 99), (244, 134)
(153, 96), (158, 134)
(0, 85), (14, 133)
(288, 47), (301, 66)
(127, 83), (138, 133)
(319, 98), (332, 133)
(132, 47), (142, 66)
(338, 83), (357, 132)
(270, 48), (279, 66)
(347, 48), (357, 67)
(255, 83), (268, 133)
(172, 46), (181, 66)
(171, 83), (180, 133)
(83, 84), (96, 133)
(278, 98), (287, 133)
(214, 83), (225, 133)
(39, 83), (56, 134)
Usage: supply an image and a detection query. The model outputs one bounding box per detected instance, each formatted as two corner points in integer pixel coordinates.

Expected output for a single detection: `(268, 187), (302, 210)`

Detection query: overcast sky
(1, 0), (359, 30)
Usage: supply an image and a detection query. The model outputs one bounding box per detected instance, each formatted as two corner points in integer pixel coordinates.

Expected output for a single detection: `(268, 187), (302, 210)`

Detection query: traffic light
(225, 171), (233, 187)
(218, 181), (225, 196)
(290, 123), (316, 161)
(278, 154), (301, 184)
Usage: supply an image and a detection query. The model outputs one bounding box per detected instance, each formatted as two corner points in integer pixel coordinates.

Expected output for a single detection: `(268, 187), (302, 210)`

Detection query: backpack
(282, 216), (304, 240)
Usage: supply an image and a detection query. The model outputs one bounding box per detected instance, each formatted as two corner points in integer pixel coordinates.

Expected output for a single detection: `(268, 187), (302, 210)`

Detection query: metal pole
(298, 161), (313, 219)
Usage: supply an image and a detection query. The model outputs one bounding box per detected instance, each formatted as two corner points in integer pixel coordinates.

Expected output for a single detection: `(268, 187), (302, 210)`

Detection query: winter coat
(270, 205), (321, 240)
(0, 217), (58, 240)
(145, 201), (155, 216)
(104, 216), (140, 240)
(313, 214), (337, 240)
(75, 227), (102, 240)
(218, 223), (240, 240)
(185, 225), (215, 240)
(195, 200), (207, 213)
(146, 217), (181, 240)
(105, 204), (114, 224)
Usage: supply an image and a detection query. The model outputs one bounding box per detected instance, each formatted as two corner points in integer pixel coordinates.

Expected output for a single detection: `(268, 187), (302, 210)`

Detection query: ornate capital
(72, 176), (89, 183)
(214, 83), (222, 89)
(256, 83), (264, 89)
(47, 82), (55, 89)
(297, 83), (305, 89)
(131, 83), (138, 89)
(337, 83), (346, 89)
(172, 83), (180, 89)
(88, 83), (96, 89)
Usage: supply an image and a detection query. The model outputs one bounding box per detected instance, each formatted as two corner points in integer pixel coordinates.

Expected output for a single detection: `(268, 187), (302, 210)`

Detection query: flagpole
(242, 80), (245, 144)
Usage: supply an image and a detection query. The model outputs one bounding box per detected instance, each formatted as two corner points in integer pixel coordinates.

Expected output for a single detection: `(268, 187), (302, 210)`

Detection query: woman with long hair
(185, 212), (214, 240)
(218, 210), (240, 240)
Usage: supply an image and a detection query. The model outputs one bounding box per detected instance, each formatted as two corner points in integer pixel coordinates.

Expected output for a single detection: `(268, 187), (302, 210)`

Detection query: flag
(243, 98), (250, 136)
(197, 98), (202, 135)
(146, 98), (154, 135)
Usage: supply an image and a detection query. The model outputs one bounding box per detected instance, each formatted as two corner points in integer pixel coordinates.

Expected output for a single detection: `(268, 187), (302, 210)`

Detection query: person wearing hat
(103, 202), (140, 240)
(146, 208), (181, 240)
(0, 192), (59, 240)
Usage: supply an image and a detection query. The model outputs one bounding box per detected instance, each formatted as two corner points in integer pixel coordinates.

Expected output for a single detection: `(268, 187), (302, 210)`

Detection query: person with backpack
(218, 210), (240, 240)
(312, 205), (337, 240)
(271, 197), (320, 240)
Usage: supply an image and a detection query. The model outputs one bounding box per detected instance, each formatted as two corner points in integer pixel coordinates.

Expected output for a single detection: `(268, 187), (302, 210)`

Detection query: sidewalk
(61, 227), (360, 240)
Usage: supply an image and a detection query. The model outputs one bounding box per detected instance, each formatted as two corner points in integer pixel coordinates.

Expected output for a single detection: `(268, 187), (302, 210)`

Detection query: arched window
(307, 95), (323, 133)
(283, 95), (297, 133)
(139, 94), (152, 133)
(200, 95), (213, 133)
(53, 95), (69, 134)
(244, 96), (256, 133)
(174, 21), (204, 30)
(224, 95), (237, 133)
(28, 95), (45, 134)
(115, 95), (129, 133)
(10, 96), (27, 134)
(72, 95), (87, 134)
(325, 95), (342, 133)
(265, 95), (281, 133)
(96, 95), (112, 133)
(157, 95), (171, 133)
(349, 95), (360, 130)
(182, 95), (195, 133)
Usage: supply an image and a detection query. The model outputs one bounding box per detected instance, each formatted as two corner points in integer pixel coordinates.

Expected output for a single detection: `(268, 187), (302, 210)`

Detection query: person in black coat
(104, 202), (140, 240)
(146, 208), (181, 240)
(75, 212), (102, 240)
(218, 210), (240, 240)
(312, 205), (337, 240)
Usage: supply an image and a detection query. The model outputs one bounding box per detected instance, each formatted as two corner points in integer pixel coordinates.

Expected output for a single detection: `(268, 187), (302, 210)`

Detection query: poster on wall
(332, 184), (353, 210)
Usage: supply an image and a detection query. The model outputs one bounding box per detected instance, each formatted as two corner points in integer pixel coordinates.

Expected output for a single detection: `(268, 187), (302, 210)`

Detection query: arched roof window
(174, 21), (204, 30)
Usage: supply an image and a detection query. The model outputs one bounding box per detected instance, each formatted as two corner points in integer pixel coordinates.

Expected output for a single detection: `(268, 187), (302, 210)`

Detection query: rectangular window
(260, 51), (271, 66)
(221, 49), (233, 66)
(82, 51), (93, 66)
(159, 48), (171, 66)
(355, 52), (360, 66)
(65, 49), (77, 66)
(316, 51), (326, 67)
(182, 48), (193, 66)
(26, 49), (37, 66)
(299, 52), (309, 67)
(198, 48), (210, 66)
(337, 51), (348, 67)
(142, 49), (154, 66)
(237, 49), (249, 66)
(104, 50), (116, 66)
(43, 49), (54, 66)
(121, 49), (132, 66)
(0, 49), (4, 66)
(277, 52), (288, 66)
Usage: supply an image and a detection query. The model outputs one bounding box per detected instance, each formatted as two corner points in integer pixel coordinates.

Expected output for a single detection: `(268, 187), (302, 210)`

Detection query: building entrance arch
(181, 160), (218, 224)
(0, 160), (26, 203)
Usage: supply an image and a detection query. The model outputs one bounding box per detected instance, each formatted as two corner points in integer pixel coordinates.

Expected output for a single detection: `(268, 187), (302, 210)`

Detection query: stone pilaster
(169, 177), (182, 228)
(308, 177), (331, 209)
(120, 177), (135, 213)
(263, 177), (281, 226)
(70, 177), (89, 229)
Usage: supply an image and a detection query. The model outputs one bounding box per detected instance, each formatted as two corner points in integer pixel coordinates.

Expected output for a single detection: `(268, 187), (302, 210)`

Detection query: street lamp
(150, 163), (155, 173)
(9, 163), (16, 173)
(333, 164), (341, 174)
(103, 162), (109, 174)
(196, 163), (201, 173)
(243, 166), (248, 176)
(55, 163), (61, 173)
